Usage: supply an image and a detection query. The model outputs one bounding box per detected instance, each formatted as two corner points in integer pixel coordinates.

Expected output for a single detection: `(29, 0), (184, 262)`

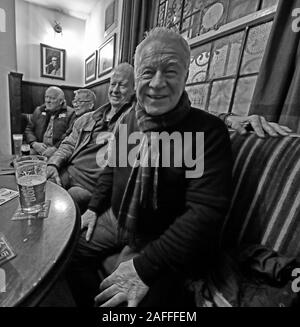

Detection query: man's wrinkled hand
(32, 142), (47, 154)
(42, 146), (57, 158)
(46, 165), (62, 186)
(227, 115), (292, 138)
(95, 259), (149, 307)
(81, 209), (97, 242)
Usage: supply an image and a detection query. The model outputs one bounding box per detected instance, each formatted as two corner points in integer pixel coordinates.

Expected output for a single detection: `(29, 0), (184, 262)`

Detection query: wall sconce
(53, 21), (62, 34)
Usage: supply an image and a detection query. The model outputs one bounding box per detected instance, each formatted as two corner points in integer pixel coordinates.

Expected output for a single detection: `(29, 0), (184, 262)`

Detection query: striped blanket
(221, 132), (300, 257)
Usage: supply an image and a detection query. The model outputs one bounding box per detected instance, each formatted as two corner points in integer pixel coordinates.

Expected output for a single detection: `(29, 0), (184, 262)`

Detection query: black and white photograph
(98, 33), (115, 77)
(40, 43), (65, 80)
(85, 50), (97, 84)
(1, 0), (300, 313)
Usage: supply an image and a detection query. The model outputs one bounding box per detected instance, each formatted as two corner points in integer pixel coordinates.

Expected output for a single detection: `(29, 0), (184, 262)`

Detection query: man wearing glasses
(62, 89), (97, 137)
(47, 63), (135, 214)
(72, 89), (96, 118)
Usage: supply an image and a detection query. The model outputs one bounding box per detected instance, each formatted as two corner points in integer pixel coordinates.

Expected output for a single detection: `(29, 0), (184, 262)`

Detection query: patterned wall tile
(232, 76), (257, 116)
(188, 43), (211, 84)
(208, 79), (234, 114)
(240, 21), (272, 74)
(227, 0), (259, 23)
(209, 31), (243, 79)
(185, 83), (210, 110)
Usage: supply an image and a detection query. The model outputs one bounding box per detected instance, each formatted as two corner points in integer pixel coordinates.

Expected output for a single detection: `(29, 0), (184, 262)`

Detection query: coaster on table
(11, 200), (51, 221)
(0, 188), (18, 206)
(0, 233), (16, 266)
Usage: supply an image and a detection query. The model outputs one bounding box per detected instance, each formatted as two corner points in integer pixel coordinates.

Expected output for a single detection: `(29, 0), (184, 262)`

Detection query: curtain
(249, 0), (300, 133)
(119, 0), (156, 65)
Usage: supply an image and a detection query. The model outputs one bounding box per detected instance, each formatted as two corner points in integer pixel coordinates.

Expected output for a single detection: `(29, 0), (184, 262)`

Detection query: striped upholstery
(221, 132), (300, 257)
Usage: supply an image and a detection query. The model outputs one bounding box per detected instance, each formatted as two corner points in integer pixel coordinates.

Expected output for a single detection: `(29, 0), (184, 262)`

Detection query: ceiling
(24, 0), (99, 20)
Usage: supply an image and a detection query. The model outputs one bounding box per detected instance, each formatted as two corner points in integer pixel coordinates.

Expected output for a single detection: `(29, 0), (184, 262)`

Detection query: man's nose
(149, 71), (166, 88)
(112, 84), (120, 93)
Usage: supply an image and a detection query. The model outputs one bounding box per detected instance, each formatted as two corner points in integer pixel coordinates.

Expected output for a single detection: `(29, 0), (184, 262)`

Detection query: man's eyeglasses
(72, 100), (91, 105)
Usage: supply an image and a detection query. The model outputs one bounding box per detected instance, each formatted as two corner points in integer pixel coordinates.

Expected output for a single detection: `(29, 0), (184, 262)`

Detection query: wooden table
(0, 174), (80, 307)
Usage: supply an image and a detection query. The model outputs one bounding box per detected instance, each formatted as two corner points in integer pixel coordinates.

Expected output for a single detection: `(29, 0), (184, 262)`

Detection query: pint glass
(12, 134), (23, 157)
(14, 155), (47, 214)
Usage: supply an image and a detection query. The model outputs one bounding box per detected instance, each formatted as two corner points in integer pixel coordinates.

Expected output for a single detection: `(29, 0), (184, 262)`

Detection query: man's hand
(81, 209), (97, 242)
(42, 146), (57, 158)
(227, 115), (292, 138)
(95, 259), (149, 307)
(46, 165), (62, 186)
(32, 142), (48, 154)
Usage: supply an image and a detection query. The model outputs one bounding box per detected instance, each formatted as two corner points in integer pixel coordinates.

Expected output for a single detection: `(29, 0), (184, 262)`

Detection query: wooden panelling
(88, 78), (110, 109)
(21, 81), (78, 113)
(9, 73), (111, 137)
(8, 72), (23, 134)
(21, 79), (110, 113)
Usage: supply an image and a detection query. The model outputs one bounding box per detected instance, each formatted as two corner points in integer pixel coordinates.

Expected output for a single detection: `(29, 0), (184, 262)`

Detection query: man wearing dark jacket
(24, 86), (75, 158)
(67, 27), (233, 307)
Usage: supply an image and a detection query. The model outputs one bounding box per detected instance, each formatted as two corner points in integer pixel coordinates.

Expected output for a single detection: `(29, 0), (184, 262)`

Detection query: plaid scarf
(117, 91), (191, 247)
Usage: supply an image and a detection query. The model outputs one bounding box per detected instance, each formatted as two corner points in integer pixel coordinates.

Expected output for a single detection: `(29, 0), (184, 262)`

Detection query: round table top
(0, 175), (80, 307)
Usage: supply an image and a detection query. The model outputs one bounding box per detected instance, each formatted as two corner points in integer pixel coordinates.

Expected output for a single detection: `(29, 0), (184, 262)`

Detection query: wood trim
(8, 72), (23, 137)
(22, 80), (79, 90)
(86, 77), (110, 89)
(188, 5), (277, 48)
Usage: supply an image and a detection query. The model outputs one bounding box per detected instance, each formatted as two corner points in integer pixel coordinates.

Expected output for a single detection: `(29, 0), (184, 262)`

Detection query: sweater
(88, 106), (233, 286)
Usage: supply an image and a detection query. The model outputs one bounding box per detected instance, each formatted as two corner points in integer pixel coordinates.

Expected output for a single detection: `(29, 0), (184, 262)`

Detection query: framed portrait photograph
(98, 34), (116, 78)
(85, 51), (98, 84)
(40, 43), (65, 80)
(104, 0), (118, 36)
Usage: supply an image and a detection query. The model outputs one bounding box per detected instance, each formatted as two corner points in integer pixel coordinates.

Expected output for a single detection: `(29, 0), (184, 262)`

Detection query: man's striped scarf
(117, 91), (191, 247)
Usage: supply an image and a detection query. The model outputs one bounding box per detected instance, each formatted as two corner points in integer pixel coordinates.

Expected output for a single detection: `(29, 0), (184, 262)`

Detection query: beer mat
(0, 188), (19, 206)
(11, 200), (51, 221)
(0, 233), (16, 266)
(0, 168), (15, 176)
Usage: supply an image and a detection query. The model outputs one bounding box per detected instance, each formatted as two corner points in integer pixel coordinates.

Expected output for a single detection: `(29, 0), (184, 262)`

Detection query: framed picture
(85, 51), (98, 84)
(104, 0), (118, 36)
(98, 34), (116, 78)
(40, 43), (65, 80)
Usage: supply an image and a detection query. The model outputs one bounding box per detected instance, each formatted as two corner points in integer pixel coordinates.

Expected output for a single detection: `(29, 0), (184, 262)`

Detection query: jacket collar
(92, 94), (136, 124)
(40, 102), (68, 116)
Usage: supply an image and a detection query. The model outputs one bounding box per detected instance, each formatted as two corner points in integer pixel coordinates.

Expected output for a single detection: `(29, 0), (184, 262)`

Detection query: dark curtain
(249, 0), (300, 133)
(119, 0), (156, 65)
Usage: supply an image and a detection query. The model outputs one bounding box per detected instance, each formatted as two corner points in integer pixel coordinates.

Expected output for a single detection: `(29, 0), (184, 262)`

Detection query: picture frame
(104, 0), (118, 36)
(85, 51), (98, 84)
(40, 43), (66, 80)
(98, 34), (116, 78)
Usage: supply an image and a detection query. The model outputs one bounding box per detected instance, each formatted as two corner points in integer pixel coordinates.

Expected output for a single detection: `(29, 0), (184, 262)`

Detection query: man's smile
(147, 94), (168, 100)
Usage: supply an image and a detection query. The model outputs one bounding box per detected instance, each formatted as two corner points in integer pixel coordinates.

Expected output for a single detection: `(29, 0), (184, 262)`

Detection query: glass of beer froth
(12, 134), (23, 157)
(14, 155), (47, 214)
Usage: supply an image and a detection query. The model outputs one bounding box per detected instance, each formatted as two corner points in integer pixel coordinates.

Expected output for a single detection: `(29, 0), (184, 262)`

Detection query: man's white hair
(47, 86), (65, 100)
(74, 89), (96, 103)
(111, 62), (135, 88)
(134, 27), (191, 75)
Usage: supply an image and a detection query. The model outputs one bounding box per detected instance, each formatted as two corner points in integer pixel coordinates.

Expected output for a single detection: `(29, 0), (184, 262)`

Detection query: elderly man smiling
(47, 63), (135, 214)
(66, 27), (233, 307)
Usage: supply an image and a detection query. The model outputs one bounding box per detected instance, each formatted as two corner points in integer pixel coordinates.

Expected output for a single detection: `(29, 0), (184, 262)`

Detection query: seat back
(21, 113), (32, 134)
(221, 132), (300, 257)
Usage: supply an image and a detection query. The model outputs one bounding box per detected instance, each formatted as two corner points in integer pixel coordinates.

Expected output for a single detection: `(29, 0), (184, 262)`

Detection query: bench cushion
(102, 133), (300, 277)
(222, 132), (300, 257)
